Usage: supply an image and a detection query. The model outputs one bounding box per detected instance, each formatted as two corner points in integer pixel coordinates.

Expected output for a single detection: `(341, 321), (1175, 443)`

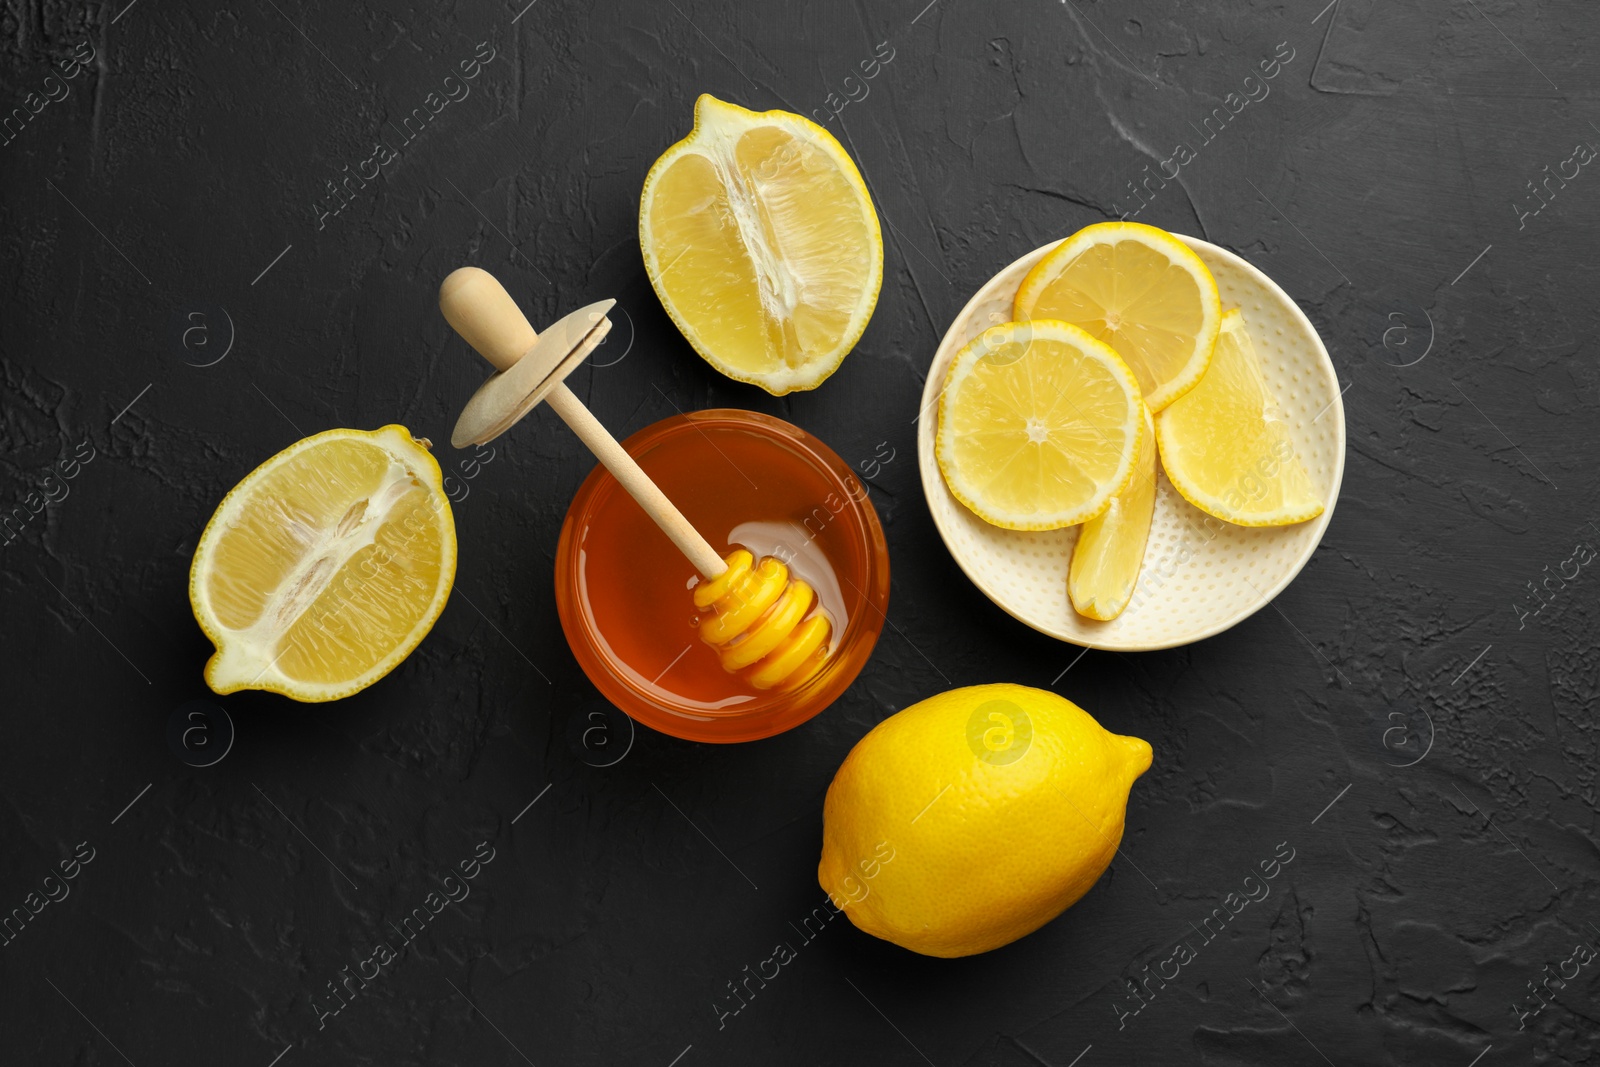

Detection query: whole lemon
(818, 683), (1152, 957)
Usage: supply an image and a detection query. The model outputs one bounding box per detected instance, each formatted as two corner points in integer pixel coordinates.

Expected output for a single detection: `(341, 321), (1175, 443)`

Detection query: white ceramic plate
(916, 236), (1346, 651)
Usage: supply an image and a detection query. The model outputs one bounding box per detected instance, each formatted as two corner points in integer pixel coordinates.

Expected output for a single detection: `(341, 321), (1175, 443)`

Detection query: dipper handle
(440, 266), (541, 373)
(543, 383), (727, 579)
(439, 267), (727, 579)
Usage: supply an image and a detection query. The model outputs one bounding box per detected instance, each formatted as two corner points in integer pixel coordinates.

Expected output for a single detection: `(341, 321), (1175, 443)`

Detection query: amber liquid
(572, 417), (869, 713)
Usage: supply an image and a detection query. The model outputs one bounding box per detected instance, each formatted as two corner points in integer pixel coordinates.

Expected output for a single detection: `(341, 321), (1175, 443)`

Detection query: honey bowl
(555, 409), (890, 743)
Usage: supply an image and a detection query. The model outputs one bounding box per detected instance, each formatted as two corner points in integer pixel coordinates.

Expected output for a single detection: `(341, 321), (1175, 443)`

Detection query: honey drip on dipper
(440, 267), (833, 692)
(694, 550), (831, 689)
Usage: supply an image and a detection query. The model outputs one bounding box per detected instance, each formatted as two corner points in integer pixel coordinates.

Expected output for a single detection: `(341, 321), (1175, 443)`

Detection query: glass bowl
(554, 409), (889, 743)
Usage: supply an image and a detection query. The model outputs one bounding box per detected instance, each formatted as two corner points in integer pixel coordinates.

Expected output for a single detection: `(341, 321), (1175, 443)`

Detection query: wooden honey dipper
(440, 267), (833, 690)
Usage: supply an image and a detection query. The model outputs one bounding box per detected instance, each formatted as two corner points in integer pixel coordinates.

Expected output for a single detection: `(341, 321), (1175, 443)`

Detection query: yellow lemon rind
(817, 683), (1153, 958)
(639, 94), (884, 396)
(188, 425), (457, 703)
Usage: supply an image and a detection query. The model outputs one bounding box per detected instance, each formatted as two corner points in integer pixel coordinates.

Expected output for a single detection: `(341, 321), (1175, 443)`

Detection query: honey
(555, 410), (889, 743)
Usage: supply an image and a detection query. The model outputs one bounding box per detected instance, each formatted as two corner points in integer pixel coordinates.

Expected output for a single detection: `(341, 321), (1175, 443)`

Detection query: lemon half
(1015, 222), (1221, 412)
(640, 94), (883, 395)
(936, 320), (1143, 530)
(189, 426), (456, 702)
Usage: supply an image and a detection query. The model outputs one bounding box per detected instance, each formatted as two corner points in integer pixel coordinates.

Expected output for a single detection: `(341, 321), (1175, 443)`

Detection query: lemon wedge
(1069, 401), (1156, 620)
(189, 426), (457, 702)
(1156, 310), (1324, 526)
(1014, 222), (1221, 412)
(936, 320), (1143, 530)
(639, 94), (883, 395)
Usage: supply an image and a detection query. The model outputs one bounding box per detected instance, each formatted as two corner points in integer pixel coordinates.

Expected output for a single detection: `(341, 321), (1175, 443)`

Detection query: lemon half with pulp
(189, 425), (456, 702)
(640, 94), (883, 395)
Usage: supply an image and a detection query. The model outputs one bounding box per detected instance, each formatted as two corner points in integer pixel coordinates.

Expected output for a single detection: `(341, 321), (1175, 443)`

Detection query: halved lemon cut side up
(640, 94), (883, 395)
(936, 320), (1143, 531)
(189, 425), (457, 702)
(1156, 310), (1324, 527)
(1015, 221), (1221, 412)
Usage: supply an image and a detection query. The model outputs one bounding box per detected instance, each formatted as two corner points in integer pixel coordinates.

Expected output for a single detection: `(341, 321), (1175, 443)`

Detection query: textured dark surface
(2, 1), (1598, 1064)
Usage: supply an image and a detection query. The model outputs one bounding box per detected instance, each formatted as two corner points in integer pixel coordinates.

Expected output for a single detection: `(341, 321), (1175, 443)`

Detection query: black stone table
(3, 1), (1596, 1064)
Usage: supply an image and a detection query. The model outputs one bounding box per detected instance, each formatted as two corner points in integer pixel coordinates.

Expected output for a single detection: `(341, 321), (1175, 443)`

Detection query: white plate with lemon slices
(916, 228), (1345, 652)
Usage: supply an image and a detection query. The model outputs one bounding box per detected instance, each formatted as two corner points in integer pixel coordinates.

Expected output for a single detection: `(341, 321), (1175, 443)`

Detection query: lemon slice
(1014, 222), (1221, 412)
(639, 94), (883, 395)
(1069, 401), (1156, 620)
(936, 320), (1143, 530)
(189, 426), (457, 702)
(1156, 310), (1324, 526)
